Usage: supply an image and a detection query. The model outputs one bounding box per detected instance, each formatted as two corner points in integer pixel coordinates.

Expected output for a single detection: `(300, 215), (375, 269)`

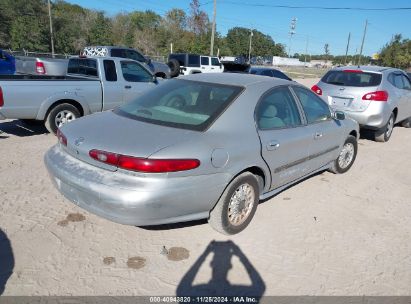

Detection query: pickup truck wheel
(401, 118), (411, 128)
(208, 172), (259, 235)
(329, 135), (357, 174)
(45, 103), (80, 134)
(375, 112), (395, 142)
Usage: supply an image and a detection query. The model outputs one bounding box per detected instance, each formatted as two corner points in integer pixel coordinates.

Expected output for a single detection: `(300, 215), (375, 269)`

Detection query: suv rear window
(115, 79), (243, 131)
(67, 58), (98, 77)
(321, 71), (382, 87)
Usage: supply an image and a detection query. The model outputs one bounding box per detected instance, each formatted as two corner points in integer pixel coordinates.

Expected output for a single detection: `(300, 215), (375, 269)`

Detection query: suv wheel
(375, 112), (395, 142)
(167, 59), (180, 77)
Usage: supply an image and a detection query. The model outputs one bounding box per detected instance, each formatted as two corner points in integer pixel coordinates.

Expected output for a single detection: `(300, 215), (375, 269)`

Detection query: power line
(219, 1), (411, 11)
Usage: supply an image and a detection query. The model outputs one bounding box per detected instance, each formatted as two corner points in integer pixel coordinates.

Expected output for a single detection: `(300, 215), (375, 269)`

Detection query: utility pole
(210, 0), (217, 56)
(304, 36), (309, 64)
(47, 0), (55, 58)
(248, 29), (253, 63)
(358, 20), (368, 66)
(288, 17), (297, 57)
(344, 32), (351, 65)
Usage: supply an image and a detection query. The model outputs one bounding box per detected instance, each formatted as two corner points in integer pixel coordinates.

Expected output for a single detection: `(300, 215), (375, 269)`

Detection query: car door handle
(125, 85), (132, 89)
(314, 132), (323, 139)
(266, 141), (280, 151)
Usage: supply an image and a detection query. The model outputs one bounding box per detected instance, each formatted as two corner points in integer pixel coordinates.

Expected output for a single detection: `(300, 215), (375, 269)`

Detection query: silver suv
(312, 66), (411, 142)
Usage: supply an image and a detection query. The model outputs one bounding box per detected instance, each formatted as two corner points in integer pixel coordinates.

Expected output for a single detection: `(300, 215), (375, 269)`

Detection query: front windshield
(114, 79), (244, 131)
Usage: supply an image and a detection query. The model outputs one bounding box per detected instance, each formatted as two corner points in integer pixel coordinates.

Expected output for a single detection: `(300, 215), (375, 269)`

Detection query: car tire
(167, 59), (180, 78)
(375, 112), (395, 142)
(329, 135), (357, 174)
(45, 103), (81, 135)
(401, 117), (411, 128)
(208, 172), (259, 235)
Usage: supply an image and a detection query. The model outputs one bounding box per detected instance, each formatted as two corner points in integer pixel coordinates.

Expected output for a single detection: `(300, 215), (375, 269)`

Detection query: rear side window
(188, 55), (200, 67)
(67, 58), (98, 77)
(322, 71), (382, 87)
(293, 87), (331, 124)
(201, 57), (209, 65)
(115, 79), (243, 131)
(256, 87), (302, 130)
(103, 60), (117, 82)
(388, 73), (411, 90)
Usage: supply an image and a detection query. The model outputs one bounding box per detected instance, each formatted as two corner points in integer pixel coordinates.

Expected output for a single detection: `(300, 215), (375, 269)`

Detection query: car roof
(331, 65), (398, 73)
(180, 72), (292, 87)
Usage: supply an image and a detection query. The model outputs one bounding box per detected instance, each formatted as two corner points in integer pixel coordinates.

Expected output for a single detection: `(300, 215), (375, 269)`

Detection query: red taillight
(311, 84), (322, 95)
(362, 90), (388, 102)
(343, 69), (363, 73)
(89, 149), (200, 173)
(56, 129), (67, 146)
(89, 149), (119, 166)
(36, 61), (46, 74)
(0, 86), (4, 107)
(118, 156), (200, 173)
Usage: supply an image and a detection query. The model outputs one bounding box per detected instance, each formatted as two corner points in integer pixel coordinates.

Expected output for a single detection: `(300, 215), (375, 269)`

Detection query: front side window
(103, 60), (117, 82)
(121, 61), (152, 82)
(256, 87), (302, 130)
(211, 57), (220, 66)
(115, 79), (243, 131)
(293, 87), (331, 124)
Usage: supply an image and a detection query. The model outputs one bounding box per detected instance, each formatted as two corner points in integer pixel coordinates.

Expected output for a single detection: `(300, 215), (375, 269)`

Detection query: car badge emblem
(74, 137), (85, 146)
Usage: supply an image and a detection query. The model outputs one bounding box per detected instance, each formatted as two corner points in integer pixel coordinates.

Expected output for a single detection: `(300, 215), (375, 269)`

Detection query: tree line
(0, 0), (286, 58)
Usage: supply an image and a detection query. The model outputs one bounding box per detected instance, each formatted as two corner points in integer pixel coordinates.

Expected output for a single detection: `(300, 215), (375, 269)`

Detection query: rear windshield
(67, 58), (98, 77)
(114, 79), (244, 131)
(322, 71), (382, 87)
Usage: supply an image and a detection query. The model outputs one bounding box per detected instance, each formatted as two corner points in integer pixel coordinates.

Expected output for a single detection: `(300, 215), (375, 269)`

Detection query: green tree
(379, 34), (411, 69)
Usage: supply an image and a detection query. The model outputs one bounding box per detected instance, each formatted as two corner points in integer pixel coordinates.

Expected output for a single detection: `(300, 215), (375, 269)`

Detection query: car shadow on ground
(139, 219), (208, 231)
(0, 120), (48, 137)
(176, 240), (265, 299)
(0, 228), (14, 295)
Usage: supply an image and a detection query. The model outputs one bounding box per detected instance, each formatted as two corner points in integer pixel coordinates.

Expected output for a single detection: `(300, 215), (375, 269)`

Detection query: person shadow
(176, 240), (265, 299)
(0, 228), (14, 295)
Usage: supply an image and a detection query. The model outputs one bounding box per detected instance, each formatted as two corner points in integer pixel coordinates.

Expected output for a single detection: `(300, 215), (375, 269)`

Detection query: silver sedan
(45, 73), (359, 235)
(312, 66), (411, 142)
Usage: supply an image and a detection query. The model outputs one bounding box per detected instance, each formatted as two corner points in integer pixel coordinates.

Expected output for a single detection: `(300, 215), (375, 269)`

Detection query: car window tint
(272, 70), (290, 80)
(169, 54), (185, 66)
(201, 57), (209, 65)
(322, 71), (381, 87)
(67, 58), (98, 77)
(103, 60), (117, 82)
(115, 79), (243, 131)
(261, 70), (273, 77)
(111, 49), (126, 58)
(211, 57), (220, 66)
(256, 87), (301, 130)
(393, 74), (404, 89)
(188, 55), (200, 67)
(402, 75), (411, 90)
(121, 61), (152, 82)
(293, 87), (331, 124)
(125, 50), (146, 62)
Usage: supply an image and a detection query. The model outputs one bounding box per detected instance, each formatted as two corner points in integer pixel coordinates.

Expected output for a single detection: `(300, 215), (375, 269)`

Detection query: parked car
(0, 56), (158, 134)
(45, 73), (359, 235)
(249, 67), (292, 81)
(15, 56), (68, 76)
(0, 50), (15, 75)
(167, 53), (224, 77)
(82, 46), (170, 79)
(312, 66), (411, 142)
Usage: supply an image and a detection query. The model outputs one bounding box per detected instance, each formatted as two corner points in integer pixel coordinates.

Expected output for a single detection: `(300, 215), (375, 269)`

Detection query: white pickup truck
(0, 56), (158, 133)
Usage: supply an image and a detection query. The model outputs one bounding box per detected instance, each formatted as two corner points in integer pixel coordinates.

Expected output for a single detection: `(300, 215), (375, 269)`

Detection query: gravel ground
(0, 78), (410, 296)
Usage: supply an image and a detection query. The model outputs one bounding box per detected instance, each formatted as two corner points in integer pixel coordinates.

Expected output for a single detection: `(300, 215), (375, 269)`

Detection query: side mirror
(332, 111), (345, 120)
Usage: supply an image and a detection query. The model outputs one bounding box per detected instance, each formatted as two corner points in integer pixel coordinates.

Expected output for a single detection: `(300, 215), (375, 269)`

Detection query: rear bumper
(341, 102), (391, 129)
(44, 145), (229, 226)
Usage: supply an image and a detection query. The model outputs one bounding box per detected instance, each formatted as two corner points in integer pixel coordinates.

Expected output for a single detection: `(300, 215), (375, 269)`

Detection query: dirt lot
(1, 78), (411, 296)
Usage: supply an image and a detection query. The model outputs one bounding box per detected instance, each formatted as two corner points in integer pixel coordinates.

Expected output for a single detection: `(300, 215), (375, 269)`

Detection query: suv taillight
(362, 90), (388, 102)
(89, 149), (200, 173)
(36, 61), (46, 74)
(0, 86), (4, 107)
(311, 84), (322, 95)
